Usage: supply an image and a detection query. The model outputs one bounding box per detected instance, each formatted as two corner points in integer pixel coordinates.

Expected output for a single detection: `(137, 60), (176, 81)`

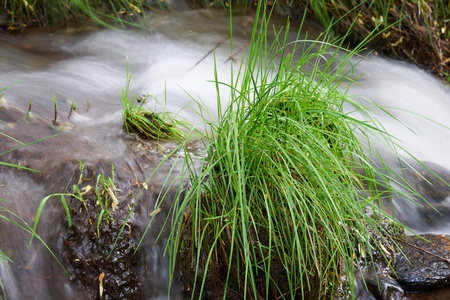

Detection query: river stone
(364, 271), (404, 300)
(418, 203), (450, 227)
(405, 163), (450, 203)
(394, 234), (450, 292)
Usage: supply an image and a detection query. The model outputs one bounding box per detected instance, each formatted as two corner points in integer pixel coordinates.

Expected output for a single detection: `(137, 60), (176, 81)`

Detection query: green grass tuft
(152, 2), (427, 299)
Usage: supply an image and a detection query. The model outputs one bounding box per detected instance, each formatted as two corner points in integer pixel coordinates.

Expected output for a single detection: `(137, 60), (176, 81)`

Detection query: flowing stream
(0, 6), (449, 299)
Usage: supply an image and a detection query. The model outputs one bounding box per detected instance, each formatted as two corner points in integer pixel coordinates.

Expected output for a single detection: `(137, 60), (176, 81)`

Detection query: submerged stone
(418, 203), (450, 227)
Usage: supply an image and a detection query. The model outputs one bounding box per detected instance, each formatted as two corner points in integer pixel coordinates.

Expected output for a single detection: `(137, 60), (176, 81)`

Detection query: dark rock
(394, 234), (450, 292)
(364, 271), (404, 300)
(405, 162), (450, 203)
(351, 270), (377, 300)
(418, 203), (450, 227)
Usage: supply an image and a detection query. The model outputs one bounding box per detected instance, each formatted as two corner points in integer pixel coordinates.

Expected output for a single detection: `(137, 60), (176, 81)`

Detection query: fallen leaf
(149, 207), (162, 217)
(80, 185), (92, 196)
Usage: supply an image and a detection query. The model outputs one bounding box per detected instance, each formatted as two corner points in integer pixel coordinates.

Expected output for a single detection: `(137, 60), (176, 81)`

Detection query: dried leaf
(107, 187), (119, 210)
(80, 185), (91, 196)
(99, 272), (105, 297)
(379, 242), (390, 256)
(149, 207), (162, 217)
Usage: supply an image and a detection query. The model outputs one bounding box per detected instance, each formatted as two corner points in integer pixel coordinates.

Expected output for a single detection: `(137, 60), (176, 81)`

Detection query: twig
(190, 35), (230, 69)
(150, 7), (163, 14)
(59, 232), (71, 247)
(390, 235), (450, 264)
(276, 285), (302, 300)
(226, 40), (250, 63)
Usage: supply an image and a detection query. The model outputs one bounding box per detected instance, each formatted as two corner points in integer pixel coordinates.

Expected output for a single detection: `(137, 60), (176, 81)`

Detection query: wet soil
(59, 162), (142, 299)
(0, 97), (186, 299)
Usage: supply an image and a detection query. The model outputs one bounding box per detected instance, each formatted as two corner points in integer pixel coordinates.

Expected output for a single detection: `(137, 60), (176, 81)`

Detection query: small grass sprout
(29, 193), (78, 247)
(94, 164), (119, 231)
(68, 100), (77, 119)
(24, 97), (35, 123)
(50, 93), (59, 128)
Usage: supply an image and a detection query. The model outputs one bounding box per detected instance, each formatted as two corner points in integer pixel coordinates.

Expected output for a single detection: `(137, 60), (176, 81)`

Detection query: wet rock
(364, 271), (404, 300)
(347, 270), (376, 300)
(405, 163), (450, 203)
(394, 234), (450, 292)
(338, 269), (404, 300)
(418, 203), (450, 227)
(0, 96), (191, 299)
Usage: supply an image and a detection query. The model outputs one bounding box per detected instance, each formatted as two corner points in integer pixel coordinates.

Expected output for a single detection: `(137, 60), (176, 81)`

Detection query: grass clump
(0, 0), (153, 30)
(309, 0), (449, 82)
(156, 2), (422, 299)
(30, 161), (119, 242)
(122, 67), (189, 141)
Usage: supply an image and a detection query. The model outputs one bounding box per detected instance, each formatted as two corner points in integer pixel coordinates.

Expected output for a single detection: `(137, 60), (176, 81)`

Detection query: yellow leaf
(107, 187), (119, 210)
(80, 185), (91, 196)
(130, 3), (141, 14)
(23, 0), (34, 12)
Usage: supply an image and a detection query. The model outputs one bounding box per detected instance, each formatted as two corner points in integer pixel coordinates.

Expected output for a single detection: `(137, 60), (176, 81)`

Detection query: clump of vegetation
(0, 0), (168, 30)
(302, 0), (450, 83)
(31, 161), (120, 244)
(151, 2), (425, 299)
(122, 67), (188, 141)
(62, 162), (141, 299)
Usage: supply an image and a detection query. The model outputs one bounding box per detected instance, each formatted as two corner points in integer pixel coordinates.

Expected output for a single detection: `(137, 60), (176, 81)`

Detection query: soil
(177, 199), (333, 300)
(59, 162), (142, 299)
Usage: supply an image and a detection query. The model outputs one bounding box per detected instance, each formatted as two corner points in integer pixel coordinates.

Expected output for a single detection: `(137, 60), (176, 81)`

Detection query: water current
(0, 7), (449, 300)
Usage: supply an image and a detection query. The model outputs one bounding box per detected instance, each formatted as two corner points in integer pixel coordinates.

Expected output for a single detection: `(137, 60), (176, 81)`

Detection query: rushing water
(0, 7), (450, 299)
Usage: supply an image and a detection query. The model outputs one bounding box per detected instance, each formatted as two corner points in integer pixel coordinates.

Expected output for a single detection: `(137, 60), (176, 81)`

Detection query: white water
(1, 7), (450, 299)
(349, 55), (450, 170)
